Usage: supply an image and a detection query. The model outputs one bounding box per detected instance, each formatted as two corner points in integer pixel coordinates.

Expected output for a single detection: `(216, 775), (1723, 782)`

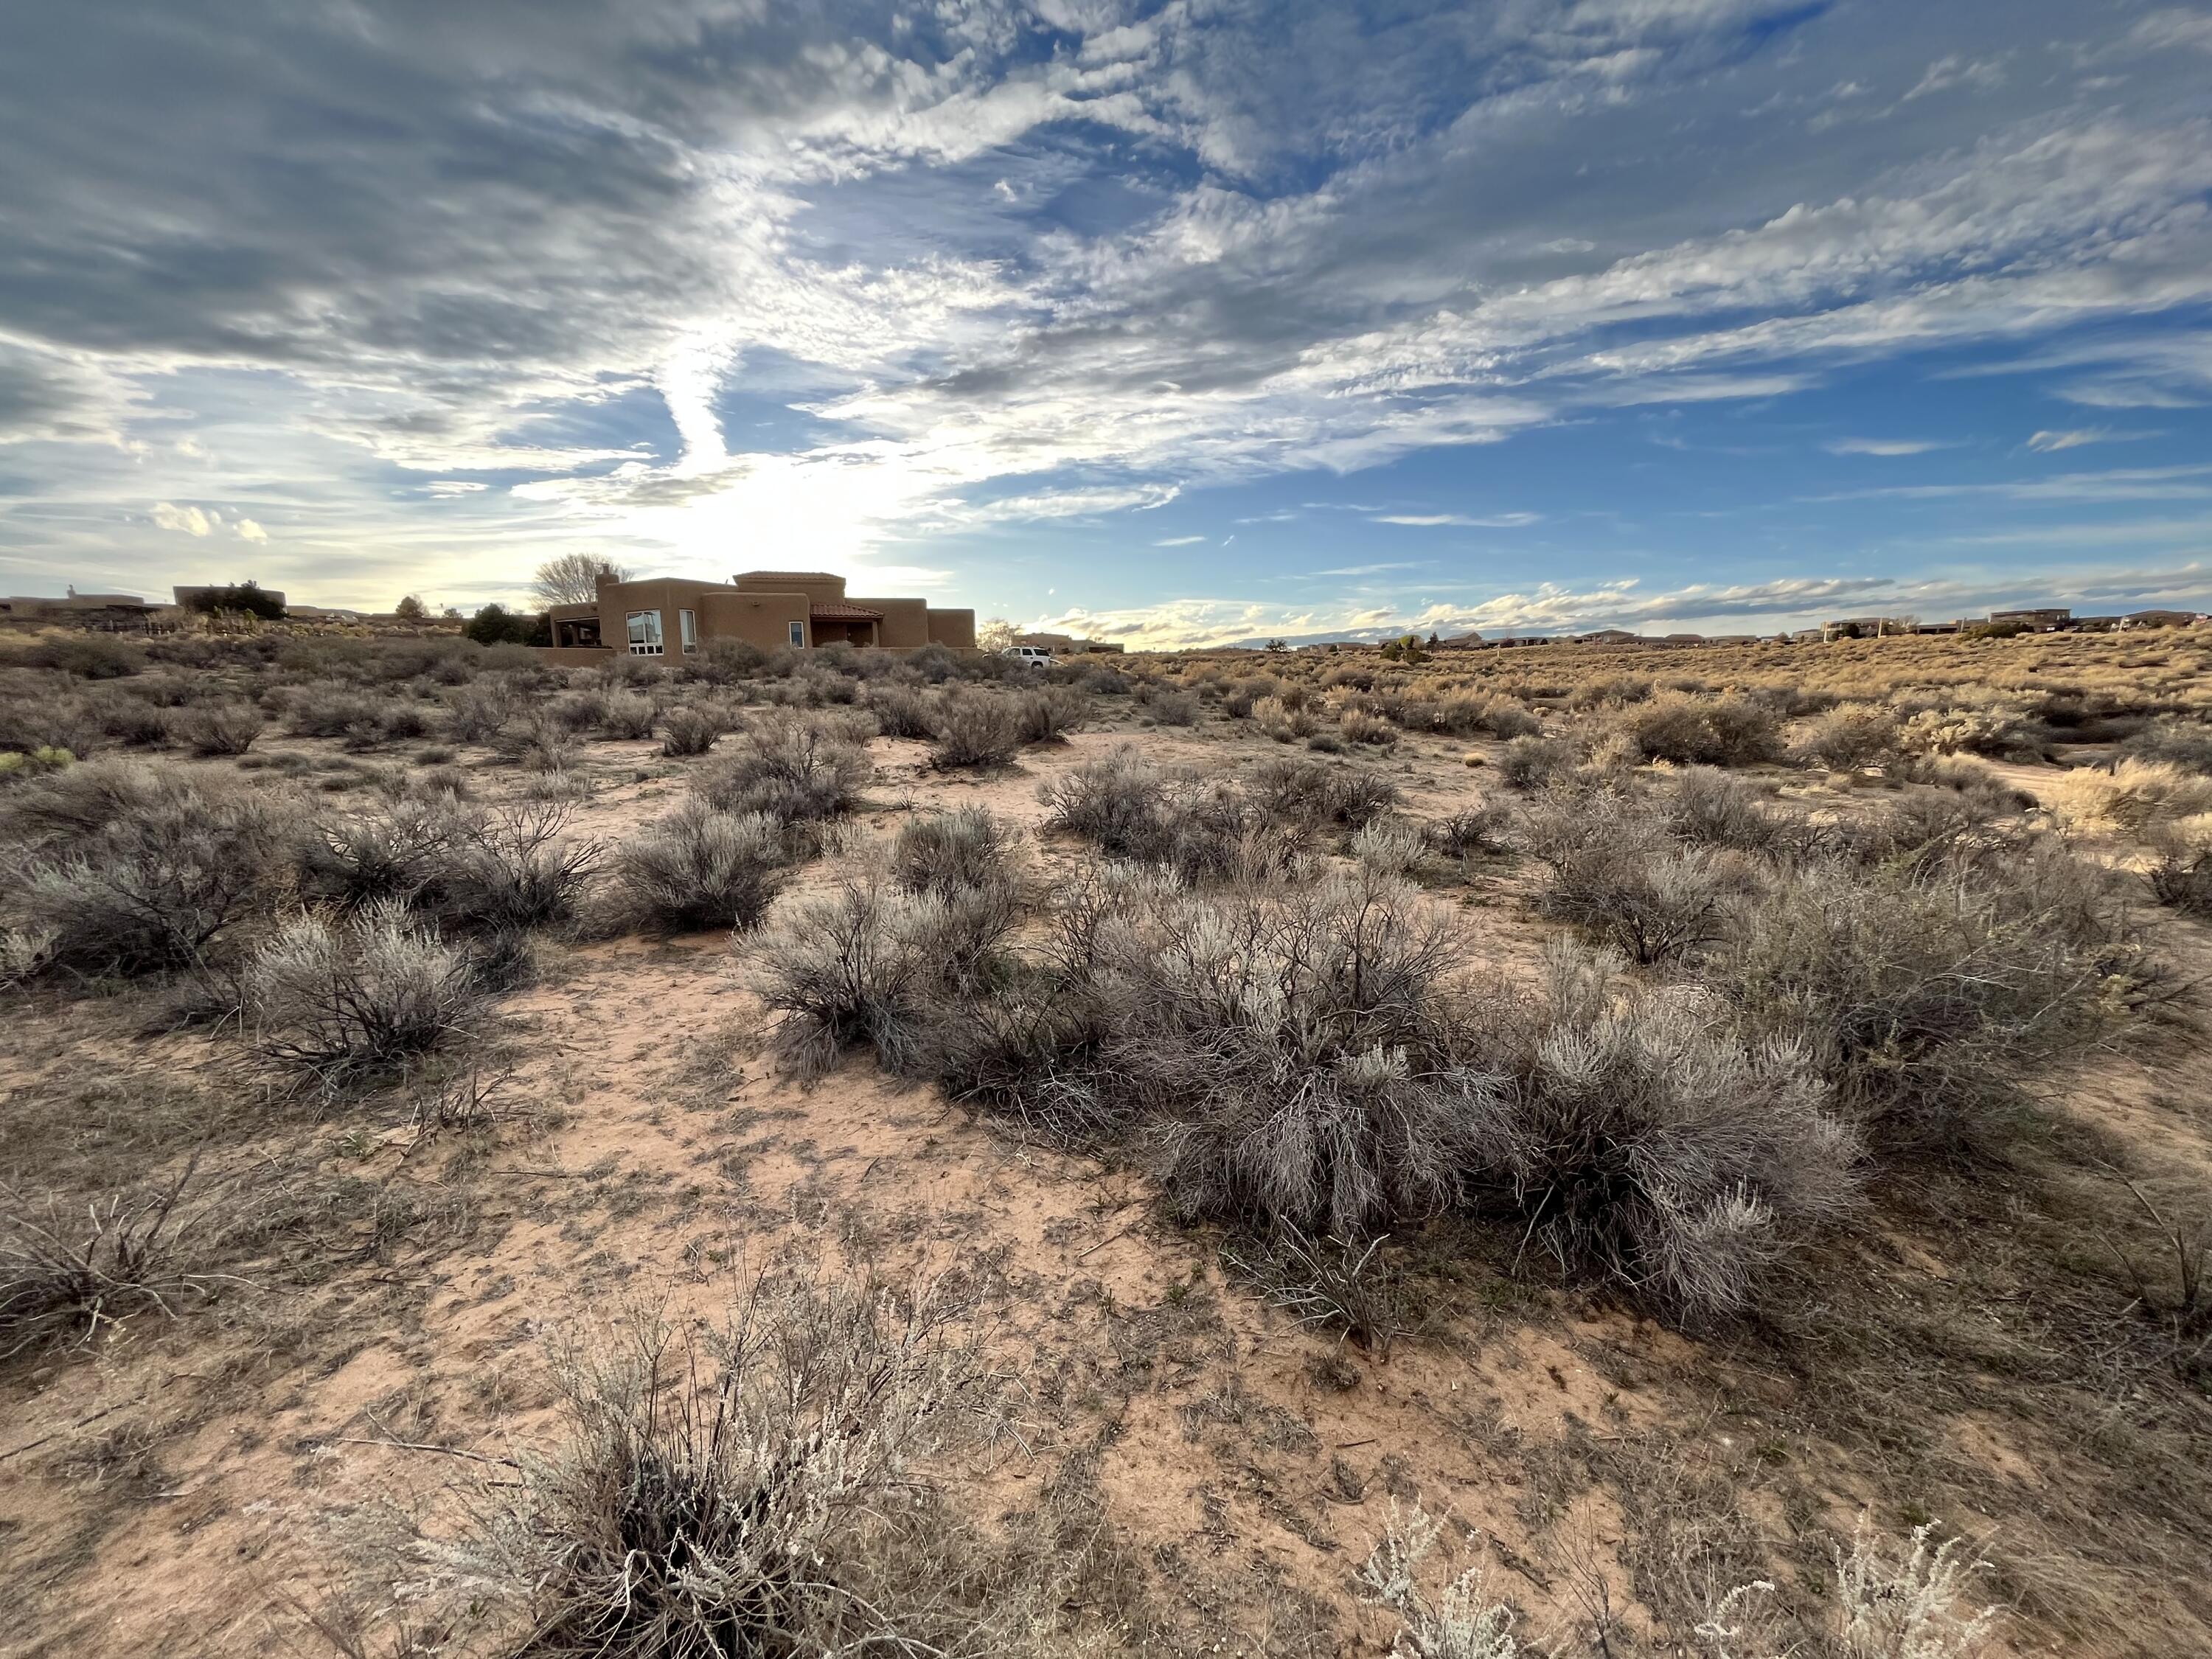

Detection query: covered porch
(809, 601), (886, 647)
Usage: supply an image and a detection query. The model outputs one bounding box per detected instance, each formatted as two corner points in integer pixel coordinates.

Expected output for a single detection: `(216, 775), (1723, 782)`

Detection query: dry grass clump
(862, 683), (936, 740)
(1425, 801), (1511, 860)
(245, 903), (482, 1086)
(2146, 818), (2212, 916)
(1498, 734), (1578, 790)
(1012, 686), (1088, 746)
(1, 759), (304, 978)
(2048, 758), (2212, 834)
(300, 798), (602, 936)
(597, 689), (658, 740)
(1665, 766), (1784, 852)
(891, 806), (1025, 899)
(348, 1276), (1051, 1659)
(1245, 756), (1399, 832)
(695, 713), (872, 827)
(0, 1165), (209, 1361)
(1340, 706), (1399, 747)
(1038, 748), (1300, 881)
(611, 802), (787, 933)
(1253, 694), (1316, 742)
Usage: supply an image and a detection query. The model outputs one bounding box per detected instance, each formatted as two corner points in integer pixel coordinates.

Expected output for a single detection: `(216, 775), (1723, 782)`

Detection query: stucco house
(543, 570), (975, 661)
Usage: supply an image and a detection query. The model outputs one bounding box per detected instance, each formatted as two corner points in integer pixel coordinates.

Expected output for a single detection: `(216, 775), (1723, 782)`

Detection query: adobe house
(540, 569), (975, 663)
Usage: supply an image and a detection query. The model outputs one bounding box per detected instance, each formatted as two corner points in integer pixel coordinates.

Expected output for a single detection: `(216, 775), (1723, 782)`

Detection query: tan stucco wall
(733, 571), (848, 605)
(925, 608), (976, 649)
(699, 589), (812, 650)
(849, 596), (929, 647)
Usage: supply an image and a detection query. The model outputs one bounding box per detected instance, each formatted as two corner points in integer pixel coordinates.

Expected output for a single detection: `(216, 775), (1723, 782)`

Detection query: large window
(626, 610), (664, 655)
(679, 608), (698, 653)
(787, 620), (805, 647)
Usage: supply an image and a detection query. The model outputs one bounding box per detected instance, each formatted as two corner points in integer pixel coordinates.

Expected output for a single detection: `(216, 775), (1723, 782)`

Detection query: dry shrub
(1523, 787), (1729, 964)
(1222, 675), (1279, 718)
(1568, 673), (1654, 709)
(1341, 707), (1399, 747)
(353, 1275), (1048, 1659)
(429, 801), (601, 933)
(928, 691), (1022, 769)
(1141, 685), (1200, 726)
(1253, 694), (1316, 742)
(1498, 734), (1577, 790)
(1425, 801), (1511, 859)
(611, 803), (787, 933)
(1, 1164), (209, 1360)
(891, 806), (1023, 898)
(495, 712), (581, 771)
(1040, 748), (1312, 882)
(1246, 757), (1399, 831)
(1013, 686), (1088, 746)
(2145, 817), (2212, 917)
(696, 714), (872, 827)
(445, 681), (521, 743)
(1121, 873), (1523, 1238)
(599, 689), (658, 740)
(246, 903), (481, 1085)
(658, 703), (728, 757)
(750, 880), (1017, 1081)
(863, 683), (936, 740)
(2121, 717), (2212, 776)
(2048, 758), (2212, 834)
(1, 760), (303, 977)
(1501, 942), (1860, 1319)
(1618, 693), (1781, 767)
(1711, 845), (2130, 1155)
(1350, 815), (1427, 877)
(1666, 765), (1783, 852)
(174, 701), (264, 756)
(1896, 701), (2045, 760)
(1795, 704), (1903, 771)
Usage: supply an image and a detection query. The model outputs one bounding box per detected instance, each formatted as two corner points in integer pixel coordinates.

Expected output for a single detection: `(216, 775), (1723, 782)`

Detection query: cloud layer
(2, 2), (2210, 632)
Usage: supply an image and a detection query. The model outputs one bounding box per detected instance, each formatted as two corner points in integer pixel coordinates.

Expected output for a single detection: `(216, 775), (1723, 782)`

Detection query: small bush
(173, 702), (264, 756)
(863, 684), (936, 740)
(697, 714), (872, 826)
(692, 637), (768, 683)
(246, 904), (481, 1085)
(1222, 675), (1280, 719)
(1351, 816), (1427, 878)
(2049, 759), (2212, 835)
(1246, 757), (1400, 832)
(1498, 734), (1576, 790)
(1524, 787), (1729, 964)
(1144, 686), (1200, 726)
(891, 807), (1023, 897)
(1341, 707), (1398, 747)
(1795, 705), (1903, 771)
(1425, 802), (1510, 860)
(751, 881), (1015, 1080)
(375, 1277), (1019, 1659)
(23, 636), (143, 679)
(611, 803), (786, 933)
(1619, 693), (1783, 767)
(445, 681), (521, 744)
(1666, 766), (1781, 852)
(928, 692), (1023, 769)
(1013, 687), (1088, 746)
(1253, 695), (1317, 742)
(1, 762), (303, 977)
(599, 689), (658, 740)
(2121, 717), (2212, 776)
(2145, 821), (2212, 917)
(0, 1166), (206, 1360)
(658, 703), (727, 757)
(1498, 942), (1860, 1318)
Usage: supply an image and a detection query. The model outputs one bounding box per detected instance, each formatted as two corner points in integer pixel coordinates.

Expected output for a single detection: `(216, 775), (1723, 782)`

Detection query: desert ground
(3, 625), (2211, 1658)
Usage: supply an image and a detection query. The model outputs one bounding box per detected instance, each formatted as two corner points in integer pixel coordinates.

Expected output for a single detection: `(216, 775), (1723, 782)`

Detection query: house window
(679, 608), (697, 652)
(787, 620), (805, 647)
(626, 610), (664, 655)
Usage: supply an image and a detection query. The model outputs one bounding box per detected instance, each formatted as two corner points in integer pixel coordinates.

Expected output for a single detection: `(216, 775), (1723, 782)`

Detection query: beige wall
(733, 571), (847, 605)
(849, 596), (929, 647)
(699, 589), (812, 651)
(925, 608), (976, 649)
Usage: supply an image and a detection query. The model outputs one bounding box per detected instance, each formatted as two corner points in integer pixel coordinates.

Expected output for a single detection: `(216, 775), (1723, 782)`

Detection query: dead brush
(1223, 1229), (1413, 1357)
(2096, 1174), (2211, 1378)
(928, 689), (1023, 769)
(347, 1273), (1032, 1659)
(0, 1159), (220, 1360)
(611, 802), (787, 933)
(695, 712), (872, 825)
(246, 903), (484, 1088)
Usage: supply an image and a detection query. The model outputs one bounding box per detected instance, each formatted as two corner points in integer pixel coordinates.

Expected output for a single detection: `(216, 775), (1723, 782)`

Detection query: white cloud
(151, 501), (214, 536)
(2025, 427), (2153, 452)
(1372, 511), (1542, 527)
(1153, 534), (1206, 546)
(234, 517), (268, 543)
(1823, 438), (1951, 456)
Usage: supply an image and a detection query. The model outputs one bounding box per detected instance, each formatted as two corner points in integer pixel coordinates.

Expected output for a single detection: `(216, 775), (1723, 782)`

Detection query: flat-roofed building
(542, 569), (974, 658)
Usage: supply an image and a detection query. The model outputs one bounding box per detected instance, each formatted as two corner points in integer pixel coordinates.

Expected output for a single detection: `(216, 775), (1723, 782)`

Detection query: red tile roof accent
(810, 602), (886, 620)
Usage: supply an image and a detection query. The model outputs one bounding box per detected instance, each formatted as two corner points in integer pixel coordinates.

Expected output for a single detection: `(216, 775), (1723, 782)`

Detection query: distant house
(541, 569), (974, 658)
(1988, 607), (2071, 631)
(1660, 632), (1705, 644)
(1495, 634), (1558, 648)
(2119, 609), (2199, 630)
(288, 603), (364, 622)
(1705, 634), (1759, 645)
(1790, 627), (1826, 644)
(1015, 630), (1123, 655)
(1, 587), (150, 619)
(1574, 628), (1639, 644)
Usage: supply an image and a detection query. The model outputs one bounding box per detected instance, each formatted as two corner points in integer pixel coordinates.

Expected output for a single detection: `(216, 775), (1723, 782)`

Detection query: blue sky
(3, 1), (2211, 645)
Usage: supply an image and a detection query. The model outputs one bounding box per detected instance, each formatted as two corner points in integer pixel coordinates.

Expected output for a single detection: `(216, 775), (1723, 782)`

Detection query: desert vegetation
(4, 621), (2212, 1655)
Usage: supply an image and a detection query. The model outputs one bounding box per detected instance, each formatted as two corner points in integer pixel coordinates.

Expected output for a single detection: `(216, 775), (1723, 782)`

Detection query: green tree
(394, 594), (428, 622)
(464, 603), (549, 646)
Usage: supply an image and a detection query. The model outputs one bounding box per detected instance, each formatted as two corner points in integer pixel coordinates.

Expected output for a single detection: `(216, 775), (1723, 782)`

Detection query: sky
(2, 1), (2211, 648)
